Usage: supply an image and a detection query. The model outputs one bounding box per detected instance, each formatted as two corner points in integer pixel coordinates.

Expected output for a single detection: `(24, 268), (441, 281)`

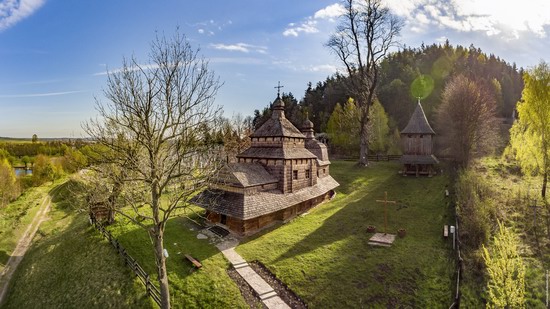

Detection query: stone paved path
(216, 240), (290, 309)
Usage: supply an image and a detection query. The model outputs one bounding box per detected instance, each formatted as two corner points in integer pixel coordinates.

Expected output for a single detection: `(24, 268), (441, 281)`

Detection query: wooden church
(192, 94), (339, 236)
(400, 99), (439, 176)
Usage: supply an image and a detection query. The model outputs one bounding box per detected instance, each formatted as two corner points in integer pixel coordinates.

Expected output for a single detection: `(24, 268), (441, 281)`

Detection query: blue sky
(0, 0), (549, 138)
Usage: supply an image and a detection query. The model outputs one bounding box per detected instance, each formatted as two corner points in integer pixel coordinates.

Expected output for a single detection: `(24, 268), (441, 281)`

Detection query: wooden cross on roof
(274, 81), (284, 97)
(376, 191), (398, 234)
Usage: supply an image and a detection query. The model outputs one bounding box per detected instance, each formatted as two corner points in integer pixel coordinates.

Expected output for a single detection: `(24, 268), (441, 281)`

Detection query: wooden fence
(367, 154), (402, 161)
(90, 216), (161, 307)
(449, 216), (462, 308)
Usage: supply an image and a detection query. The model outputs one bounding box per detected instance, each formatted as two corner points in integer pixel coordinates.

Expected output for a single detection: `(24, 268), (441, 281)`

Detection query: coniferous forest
(254, 42), (524, 152)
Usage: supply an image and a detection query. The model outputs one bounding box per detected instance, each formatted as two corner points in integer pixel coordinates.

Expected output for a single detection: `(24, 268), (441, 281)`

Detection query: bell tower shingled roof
(401, 98), (435, 135)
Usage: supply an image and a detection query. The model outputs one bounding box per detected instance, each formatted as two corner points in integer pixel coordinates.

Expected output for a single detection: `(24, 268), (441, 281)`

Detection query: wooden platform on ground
(368, 233), (396, 247)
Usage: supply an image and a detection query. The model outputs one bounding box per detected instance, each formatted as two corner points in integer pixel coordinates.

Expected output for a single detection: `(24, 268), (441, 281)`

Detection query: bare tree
(436, 75), (498, 167)
(83, 31), (222, 309)
(327, 0), (402, 166)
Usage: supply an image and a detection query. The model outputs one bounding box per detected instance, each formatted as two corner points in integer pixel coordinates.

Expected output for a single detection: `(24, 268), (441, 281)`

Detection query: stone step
(259, 290), (278, 300)
(368, 241), (391, 247)
(233, 261), (249, 269)
(235, 266), (275, 296)
(263, 295), (291, 309)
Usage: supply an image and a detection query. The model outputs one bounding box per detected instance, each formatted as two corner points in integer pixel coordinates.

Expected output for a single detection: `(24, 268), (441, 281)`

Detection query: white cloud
(283, 19), (318, 37)
(93, 63), (160, 76)
(314, 3), (345, 20)
(307, 64), (338, 73)
(435, 36), (448, 43)
(193, 19), (233, 36)
(416, 12), (429, 25)
(0, 0), (46, 31)
(0, 91), (83, 98)
(210, 43), (268, 54)
(209, 57), (265, 65)
(385, 0), (550, 39)
(283, 3), (345, 37)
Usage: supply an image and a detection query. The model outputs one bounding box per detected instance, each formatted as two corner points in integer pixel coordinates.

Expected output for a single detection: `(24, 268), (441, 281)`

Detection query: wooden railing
(90, 216), (161, 307)
(367, 154), (402, 161)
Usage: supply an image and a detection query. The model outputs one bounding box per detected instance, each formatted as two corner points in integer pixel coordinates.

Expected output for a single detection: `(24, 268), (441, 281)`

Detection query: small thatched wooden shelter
(400, 99), (439, 176)
(192, 95), (338, 235)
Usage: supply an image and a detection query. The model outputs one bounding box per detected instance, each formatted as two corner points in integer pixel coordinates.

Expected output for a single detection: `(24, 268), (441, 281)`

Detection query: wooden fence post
(145, 274), (151, 296)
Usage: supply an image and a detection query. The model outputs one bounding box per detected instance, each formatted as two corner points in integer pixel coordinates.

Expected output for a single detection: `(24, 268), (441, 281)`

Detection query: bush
(32, 155), (62, 186)
(456, 169), (496, 251)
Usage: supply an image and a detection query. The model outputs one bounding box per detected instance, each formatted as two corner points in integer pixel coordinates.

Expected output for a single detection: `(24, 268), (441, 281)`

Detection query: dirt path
(0, 186), (58, 305)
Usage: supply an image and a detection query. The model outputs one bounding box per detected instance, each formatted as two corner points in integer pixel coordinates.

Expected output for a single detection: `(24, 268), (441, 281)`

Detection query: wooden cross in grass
(376, 191), (397, 234)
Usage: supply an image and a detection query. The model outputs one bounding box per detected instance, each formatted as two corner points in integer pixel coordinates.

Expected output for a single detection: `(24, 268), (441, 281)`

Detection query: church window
(305, 169), (310, 179)
(293, 170), (298, 180)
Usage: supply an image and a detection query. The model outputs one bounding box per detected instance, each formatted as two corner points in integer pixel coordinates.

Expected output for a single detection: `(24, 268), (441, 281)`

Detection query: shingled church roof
(217, 163), (278, 188)
(193, 176), (339, 220)
(250, 96), (305, 138)
(401, 100), (435, 135)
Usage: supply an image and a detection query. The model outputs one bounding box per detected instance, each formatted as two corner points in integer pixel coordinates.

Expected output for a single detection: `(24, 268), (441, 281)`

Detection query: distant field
(237, 160), (456, 308)
(0, 137), (84, 143)
(0, 138), (33, 143)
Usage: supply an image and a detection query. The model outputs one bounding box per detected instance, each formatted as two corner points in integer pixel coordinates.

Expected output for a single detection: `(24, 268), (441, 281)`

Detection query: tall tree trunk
(151, 180), (170, 309)
(154, 228), (170, 309)
(359, 118), (369, 166)
(542, 171), (547, 199)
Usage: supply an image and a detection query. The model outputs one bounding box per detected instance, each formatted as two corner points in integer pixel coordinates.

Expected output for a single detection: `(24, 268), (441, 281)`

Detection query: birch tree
(509, 61), (550, 198)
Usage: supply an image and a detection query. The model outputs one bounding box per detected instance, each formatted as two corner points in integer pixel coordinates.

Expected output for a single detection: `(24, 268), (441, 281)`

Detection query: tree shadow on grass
(49, 179), (87, 216)
(111, 216), (222, 277)
(0, 250), (10, 266)
(238, 162), (454, 307)
(2, 213), (152, 309)
(112, 216), (247, 308)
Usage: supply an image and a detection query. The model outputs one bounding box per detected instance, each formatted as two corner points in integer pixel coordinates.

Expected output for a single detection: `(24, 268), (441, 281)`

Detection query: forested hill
(377, 41), (524, 129)
(254, 42), (524, 133)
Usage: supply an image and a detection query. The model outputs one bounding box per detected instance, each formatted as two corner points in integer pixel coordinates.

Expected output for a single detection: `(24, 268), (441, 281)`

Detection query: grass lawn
(237, 160), (456, 308)
(107, 212), (248, 308)
(3, 179), (249, 308)
(2, 181), (154, 309)
(0, 182), (60, 273)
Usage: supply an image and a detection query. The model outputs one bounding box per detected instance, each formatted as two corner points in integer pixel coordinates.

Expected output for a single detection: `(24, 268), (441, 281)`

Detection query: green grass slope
(2, 182), (153, 309)
(107, 214), (248, 308)
(0, 183), (58, 273)
(237, 160), (456, 308)
(3, 179), (248, 308)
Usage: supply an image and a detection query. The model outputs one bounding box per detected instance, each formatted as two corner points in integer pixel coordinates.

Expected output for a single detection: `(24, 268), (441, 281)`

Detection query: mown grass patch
(2, 181), (153, 309)
(237, 160), (455, 308)
(107, 212), (248, 308)
(0, 182), (61, 272)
